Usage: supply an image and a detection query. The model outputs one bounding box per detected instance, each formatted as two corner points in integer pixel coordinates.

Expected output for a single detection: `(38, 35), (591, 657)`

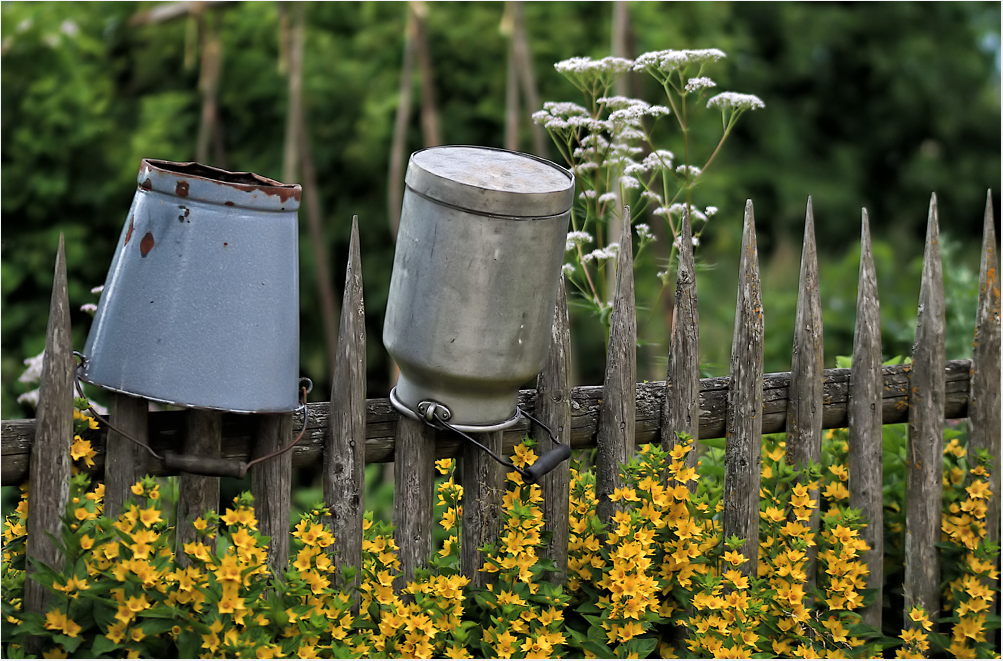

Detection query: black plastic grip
(522, 444), (573, 484)
(162, 452), (248, 479)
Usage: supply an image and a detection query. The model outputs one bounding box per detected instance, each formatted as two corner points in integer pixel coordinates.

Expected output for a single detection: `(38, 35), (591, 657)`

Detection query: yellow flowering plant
(3, 398), (1001, 659)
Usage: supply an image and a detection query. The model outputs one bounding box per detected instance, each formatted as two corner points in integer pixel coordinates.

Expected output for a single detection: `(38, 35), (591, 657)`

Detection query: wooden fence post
(251, 413), (293, 570)
(662, 211), (700, 456)
(325, 216), (367, 588)
(534, 278), (571, 584)
(24, 235), (74, 625)
(723, 201), (764, 576)
(848, 209), (884, 630)
(461, 430), (505, 586)
(175, 410), (223, 564)
(393, 416), (436, 588)
(103, 393), (149, 520)
(904, 193), (946, 629)
(968, 191), (1000, 574)
(595, 206), (636, 526)
(785, 198), (824, 593)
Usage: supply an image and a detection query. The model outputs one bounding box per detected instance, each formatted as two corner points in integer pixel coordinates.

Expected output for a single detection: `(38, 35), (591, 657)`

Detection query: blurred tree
(1, 1), (999, 417)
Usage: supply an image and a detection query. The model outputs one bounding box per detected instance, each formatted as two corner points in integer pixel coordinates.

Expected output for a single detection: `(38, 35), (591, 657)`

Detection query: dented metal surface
(80, 159), (302, 414)
(384, 146), (574, 428)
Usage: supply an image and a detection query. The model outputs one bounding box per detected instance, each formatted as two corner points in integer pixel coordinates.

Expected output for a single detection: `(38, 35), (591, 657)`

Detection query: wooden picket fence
(2, 193), (999, 638)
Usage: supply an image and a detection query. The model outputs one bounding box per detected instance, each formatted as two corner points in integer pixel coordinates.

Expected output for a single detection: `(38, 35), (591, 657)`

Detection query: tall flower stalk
(535, 50), (764, 338)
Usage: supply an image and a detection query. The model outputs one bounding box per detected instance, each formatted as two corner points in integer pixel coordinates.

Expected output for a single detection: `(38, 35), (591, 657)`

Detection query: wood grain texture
(461, 430), (505, 586)
(905, 194), (946, 628)
(535, 278), (571, 583)
(2, 361), (974, 486)
(251, 413), (293, 570)
(968, 192), (1000, 561)
(595, 206), (636, 526)
(325, 216), (367, 583)
(393, 415), (436, 589)
(723, 201), (764, 576)
(785, 199), (824, 592)
(25, 235), (74, 618)
(848, 210), (884, 630)
(103, 393), (149, 520)
(662, 210), (700, 458)
(175, 410), (223, 566)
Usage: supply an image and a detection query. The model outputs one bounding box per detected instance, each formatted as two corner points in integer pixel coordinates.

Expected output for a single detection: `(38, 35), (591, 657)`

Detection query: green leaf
(52, 634), (83, 653)
(90, 634), (121, 656)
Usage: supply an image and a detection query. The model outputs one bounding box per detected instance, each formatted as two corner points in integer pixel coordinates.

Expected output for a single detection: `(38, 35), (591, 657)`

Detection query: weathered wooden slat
(848, 209), (884, 630)
(25, 235), (74, 621)
(535, 278), (571, 583)
(325, 216), (367, 584)
(905, 193), (946, 630)
(968, 191), (1000, 560)
(175, 410), (223, 565)
(723, 201), (764, 576)
(393, 415), (436, 588)
(786, 198), (824, 593)
(595, 206), (636, 525)
(461, 430), (505, 586)
(1, 361), (974, 486)
(103, 393), (149, 520)
(662, 210), (700, 458)
(251, 413), (293, 570)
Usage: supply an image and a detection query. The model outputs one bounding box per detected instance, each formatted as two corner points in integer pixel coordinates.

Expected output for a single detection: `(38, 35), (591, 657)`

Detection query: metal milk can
(384, 146), (575, 431)
(80, 159), (302, 414)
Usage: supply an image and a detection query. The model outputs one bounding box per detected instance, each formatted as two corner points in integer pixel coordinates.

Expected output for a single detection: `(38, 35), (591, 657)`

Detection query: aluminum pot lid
(405, 146), (574, 218)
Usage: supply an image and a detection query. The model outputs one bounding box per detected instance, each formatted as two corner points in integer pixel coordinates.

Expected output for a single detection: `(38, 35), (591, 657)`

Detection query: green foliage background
(2, 1), (1000, 418)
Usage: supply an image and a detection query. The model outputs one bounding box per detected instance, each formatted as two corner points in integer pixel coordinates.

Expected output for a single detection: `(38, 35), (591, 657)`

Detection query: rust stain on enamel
(140, 232), (155, 257)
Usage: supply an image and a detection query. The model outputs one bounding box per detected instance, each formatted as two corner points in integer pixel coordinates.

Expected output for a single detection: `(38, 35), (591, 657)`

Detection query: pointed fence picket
(905, 195), (948, 623)
(848, 209), (884, 630)
(4, 194), (999, 642)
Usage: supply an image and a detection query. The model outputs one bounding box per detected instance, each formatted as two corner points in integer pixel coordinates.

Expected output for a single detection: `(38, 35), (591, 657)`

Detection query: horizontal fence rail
(0, 360), (973, 486)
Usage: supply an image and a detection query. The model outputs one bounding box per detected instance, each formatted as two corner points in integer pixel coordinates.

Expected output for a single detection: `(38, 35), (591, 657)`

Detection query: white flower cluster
(562, 263), (576, 277)
(633, 48), (726, 74)
(666, 202), (717, 223)
(582, 243), (620, 263)
(640, 190), (664, 205)
(598, 192), (618, 205)
(635, 223), (655, 242)
(707, 92), (765, 111)
(566, 231), (594, 251)
(675, 164), (703, 179)
(674, 235), (701, 249)
(618, 175), (641, 189)
(642, 150), (675, 172)
(19, 351), (45, 384)
(579, 190), (597, 201)
(80, 303), (97, 314)
(605, 98), (670, 125)
(532, 101), (590, 131)
(555, 56), (634, 77)
(684, 76), (717, 93)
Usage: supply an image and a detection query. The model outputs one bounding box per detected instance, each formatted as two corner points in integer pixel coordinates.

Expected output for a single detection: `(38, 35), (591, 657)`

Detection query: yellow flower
(435, 458), (454, 474)
(823, 616), (849, 643)
(762, 506), (785, 523)
(723, 550), (745, 567)
(42, 647), (68, 659)
(444, 643), (471, 659)
(138, 507), (162, 527)
(953, 614), (986, 642)
(908, 606), (933, 631)
(131, 483), (144, 496)
(44, 610), (82, 638)
(966, 480), (991, 500)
